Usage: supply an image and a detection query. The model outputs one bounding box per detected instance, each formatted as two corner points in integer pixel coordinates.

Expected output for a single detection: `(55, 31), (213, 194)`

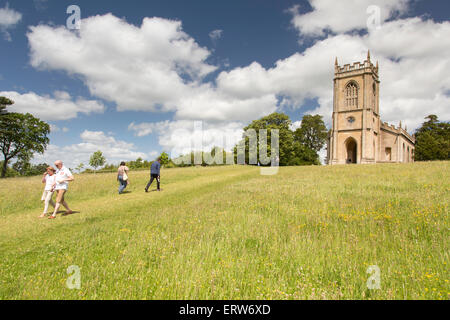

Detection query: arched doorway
(345, 138), (357, 164)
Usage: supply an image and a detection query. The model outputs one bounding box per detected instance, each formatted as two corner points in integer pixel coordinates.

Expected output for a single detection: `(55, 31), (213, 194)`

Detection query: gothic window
(345, 82), (358, 108)
(347, 116), (356, 124)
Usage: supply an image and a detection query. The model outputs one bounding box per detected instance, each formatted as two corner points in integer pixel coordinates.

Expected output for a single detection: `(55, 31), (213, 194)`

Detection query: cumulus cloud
(129, 120), (244, 158)
(290, 121), (302, 131)
(289, 0), (410, 37)
(0, 90), (105, 121)
(49, 124), (69, 133)
(27, 15), (217, 113)
(33, 130), (147, 169)
(27, 14), (279, 123)
(0, 3), (22, 41)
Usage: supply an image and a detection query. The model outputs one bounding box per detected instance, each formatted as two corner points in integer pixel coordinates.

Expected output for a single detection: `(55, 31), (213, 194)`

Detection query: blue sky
(1, 0), (449, 168)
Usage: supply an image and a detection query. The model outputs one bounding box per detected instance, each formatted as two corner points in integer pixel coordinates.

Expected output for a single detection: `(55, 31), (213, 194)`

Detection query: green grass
(0, 162), (448, 300)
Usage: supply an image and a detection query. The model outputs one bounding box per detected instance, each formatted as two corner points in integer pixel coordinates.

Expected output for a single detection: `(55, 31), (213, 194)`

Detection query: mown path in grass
(0, 163), (448, 300)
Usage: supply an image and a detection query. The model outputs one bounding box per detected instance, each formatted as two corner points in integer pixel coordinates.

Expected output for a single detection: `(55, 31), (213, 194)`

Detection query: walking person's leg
(50, 190), (72, 218)
(40, 191), (49, 218)
(118, 176), (126, 194)
(145, 175), (155, 192)
(156, 175), (161, 191)
(43, 191), (55, 215)
(50, 190), (65, 218)
(61, 201), (73, 214)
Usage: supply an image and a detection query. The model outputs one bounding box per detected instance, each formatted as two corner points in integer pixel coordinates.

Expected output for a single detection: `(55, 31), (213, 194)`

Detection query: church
(326, 52), (415, 165)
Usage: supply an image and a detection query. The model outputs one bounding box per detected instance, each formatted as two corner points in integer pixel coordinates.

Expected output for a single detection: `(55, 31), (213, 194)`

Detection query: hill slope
(0, 163), (448, 299)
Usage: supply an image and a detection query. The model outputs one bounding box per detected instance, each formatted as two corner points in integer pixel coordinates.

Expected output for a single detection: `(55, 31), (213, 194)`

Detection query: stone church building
(327, 52), (415, 165)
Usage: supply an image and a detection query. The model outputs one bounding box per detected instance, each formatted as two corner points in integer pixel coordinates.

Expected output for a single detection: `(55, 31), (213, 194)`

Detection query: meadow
(0, 162), (448, 300)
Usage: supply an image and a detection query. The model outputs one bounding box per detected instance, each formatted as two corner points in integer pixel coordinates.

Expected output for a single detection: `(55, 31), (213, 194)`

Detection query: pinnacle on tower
(335, 57), (338, 66)
(367, 50), (371, 62)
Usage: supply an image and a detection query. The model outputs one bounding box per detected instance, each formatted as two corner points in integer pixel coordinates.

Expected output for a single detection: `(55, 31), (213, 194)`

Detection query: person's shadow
(62, 211), (81, 217)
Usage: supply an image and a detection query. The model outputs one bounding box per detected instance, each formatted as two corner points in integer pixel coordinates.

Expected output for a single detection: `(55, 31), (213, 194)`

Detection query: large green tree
(235, 112), (293, 166)
(294, 115), (328, 153)
(0, 112), (50, 178)
(415, 115), (450, 161)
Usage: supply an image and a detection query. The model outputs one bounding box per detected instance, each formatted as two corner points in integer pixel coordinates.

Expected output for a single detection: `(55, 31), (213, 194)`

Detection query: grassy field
(0, 162), (448, 300)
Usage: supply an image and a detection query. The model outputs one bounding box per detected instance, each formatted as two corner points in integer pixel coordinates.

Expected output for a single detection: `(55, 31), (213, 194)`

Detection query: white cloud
(27, 14), (216, 113)
(148, 151), (159, 160)
(0, 91), (105, 121)
(33, 130), (147, 169)
(129, 120), (244, 158)
(49, 124), (69, 133)
(290, 121), (302, 131)
(209, 29), (223, 41)
(0, 3), (22, 41)
(27, 14), (279, 123)
(289, 0), (410, 37)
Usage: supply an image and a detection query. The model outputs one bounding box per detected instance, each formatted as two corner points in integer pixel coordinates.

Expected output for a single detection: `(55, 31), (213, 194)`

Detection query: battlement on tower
(334, 51), (379, 77)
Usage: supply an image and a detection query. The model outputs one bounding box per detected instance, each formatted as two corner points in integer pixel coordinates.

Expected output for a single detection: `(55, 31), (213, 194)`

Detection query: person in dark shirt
(145, 158), (161, 192)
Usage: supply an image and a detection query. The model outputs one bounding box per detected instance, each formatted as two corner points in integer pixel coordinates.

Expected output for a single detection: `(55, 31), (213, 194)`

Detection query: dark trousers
(146, 174), (160, 191)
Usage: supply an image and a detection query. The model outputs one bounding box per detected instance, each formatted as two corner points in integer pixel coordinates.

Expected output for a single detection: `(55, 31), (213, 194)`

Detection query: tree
(236, 112), (294, 166)
(89, 151), (106, 173)
(289, 141), (320, 166)
(294, 115), (328, 153)
(136, 157), (144, 168)
(12, 151), (33, 176)
(0, 112), (50, 178)
(76, 163), (85, 173)
(0, 97), (13, 115)
(159, 152), (170, 166)
(415, 115), (450, 161)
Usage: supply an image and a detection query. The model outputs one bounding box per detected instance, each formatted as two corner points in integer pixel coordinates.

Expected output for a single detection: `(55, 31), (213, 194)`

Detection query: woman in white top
(117, 161), (130, 194)
(39, 166), (56, 218)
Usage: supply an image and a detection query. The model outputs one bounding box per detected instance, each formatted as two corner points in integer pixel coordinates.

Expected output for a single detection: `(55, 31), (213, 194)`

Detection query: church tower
(328, 51), (381, 164)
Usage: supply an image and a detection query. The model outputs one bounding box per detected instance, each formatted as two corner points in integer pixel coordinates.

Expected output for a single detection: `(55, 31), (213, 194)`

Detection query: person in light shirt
(39, 166), (56, 218)
(49, 160), (75, 220)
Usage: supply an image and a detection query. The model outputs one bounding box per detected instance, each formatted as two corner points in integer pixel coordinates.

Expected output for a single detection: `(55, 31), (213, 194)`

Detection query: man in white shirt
(49, 160), (75, 219)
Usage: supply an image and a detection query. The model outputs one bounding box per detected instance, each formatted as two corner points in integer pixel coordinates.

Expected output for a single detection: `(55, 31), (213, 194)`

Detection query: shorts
(55, 189), (67, 203)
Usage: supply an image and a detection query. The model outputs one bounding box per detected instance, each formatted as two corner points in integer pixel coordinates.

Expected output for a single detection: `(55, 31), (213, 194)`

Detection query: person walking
(117, 161), (130, 194)
(49, 160), (74, 220)
(145, 158), (161, 192)
(39, 166), (56, 218)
